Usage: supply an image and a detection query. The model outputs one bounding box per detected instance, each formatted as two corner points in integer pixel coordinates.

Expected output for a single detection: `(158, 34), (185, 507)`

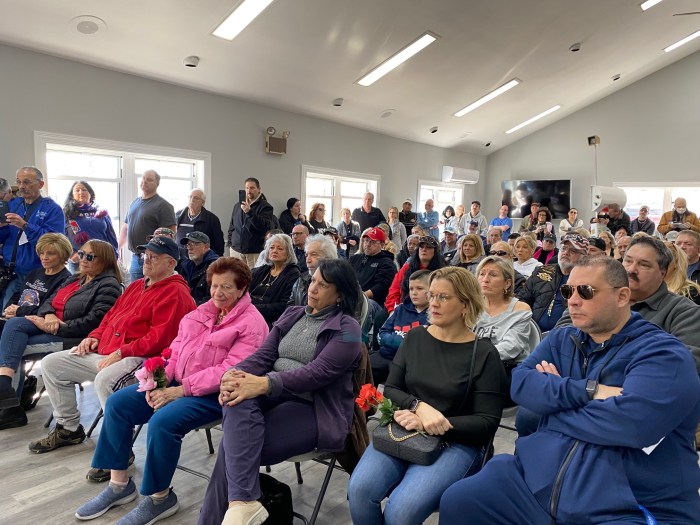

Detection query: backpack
(258, 473), (293, 525)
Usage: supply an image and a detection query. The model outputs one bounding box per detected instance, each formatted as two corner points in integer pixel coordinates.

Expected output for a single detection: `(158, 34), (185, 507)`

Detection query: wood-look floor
(0, 377), (518, 525)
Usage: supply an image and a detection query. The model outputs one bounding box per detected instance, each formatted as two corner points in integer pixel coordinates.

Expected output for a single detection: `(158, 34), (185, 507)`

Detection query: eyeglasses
(361, 238), (381, 244)
(560, 284), (621, 300)
(188, 195), (204, 201)
(186, 241), (204, 247)
(427, 292), (453, 304)
(291, 232), (306, 236)
(489, 250), (509, 257)
(317, 208), (326, 212)
(143, 253), (169, 262)
(77, 251), (98, 262)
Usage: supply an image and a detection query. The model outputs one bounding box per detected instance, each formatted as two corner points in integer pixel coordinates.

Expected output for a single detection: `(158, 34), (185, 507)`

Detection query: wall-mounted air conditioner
(441, 166), (479, 184)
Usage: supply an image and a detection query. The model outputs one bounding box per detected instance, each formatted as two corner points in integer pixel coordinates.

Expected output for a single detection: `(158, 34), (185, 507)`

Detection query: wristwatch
(408, 399), (422, 413)
(585, 379), (598, 400)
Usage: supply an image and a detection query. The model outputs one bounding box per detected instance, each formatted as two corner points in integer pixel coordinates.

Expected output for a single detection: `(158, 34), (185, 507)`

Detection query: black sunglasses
(77, 250), (98, 262)
(560, 284), (620, 300)
(489, 250), (509, 257)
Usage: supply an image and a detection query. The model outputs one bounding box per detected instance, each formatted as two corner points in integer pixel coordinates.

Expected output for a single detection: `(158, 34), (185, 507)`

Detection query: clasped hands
(394, 403), (453, 436)
(26, 313), (63, 335)
(536, 360), (623, 400)
(219, 368), (269, 407)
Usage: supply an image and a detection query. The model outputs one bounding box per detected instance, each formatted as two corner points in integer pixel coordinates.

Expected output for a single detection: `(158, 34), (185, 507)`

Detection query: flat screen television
(501, 179), (572, 219)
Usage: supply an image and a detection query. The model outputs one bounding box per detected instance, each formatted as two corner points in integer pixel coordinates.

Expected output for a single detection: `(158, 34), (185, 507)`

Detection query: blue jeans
(91, 383), (222, 495)
(2, 272), (27, 310)
(0, 316), (62, 372)
(348, 442), (483, 525)
(129, 254), (144, 284)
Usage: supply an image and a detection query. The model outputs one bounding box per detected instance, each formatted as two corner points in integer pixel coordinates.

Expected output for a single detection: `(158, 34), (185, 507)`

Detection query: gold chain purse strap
(387, 423), (422, 442)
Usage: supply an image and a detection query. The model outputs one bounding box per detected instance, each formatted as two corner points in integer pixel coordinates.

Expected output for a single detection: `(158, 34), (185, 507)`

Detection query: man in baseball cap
(400, 198), (417, 232)
(179, 232), (219, 305)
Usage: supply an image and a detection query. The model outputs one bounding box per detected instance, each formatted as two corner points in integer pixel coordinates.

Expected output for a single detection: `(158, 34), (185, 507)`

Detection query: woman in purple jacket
(198, 258), (363, 525)
(74, 258), (269, 525)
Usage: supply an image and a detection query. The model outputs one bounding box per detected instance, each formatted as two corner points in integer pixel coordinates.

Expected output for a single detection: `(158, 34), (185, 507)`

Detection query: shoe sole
(75, 489), (139, 520)
(248, 507), (269, 525)
(143, 501), (180, 525)
(29, 436), (86, 454)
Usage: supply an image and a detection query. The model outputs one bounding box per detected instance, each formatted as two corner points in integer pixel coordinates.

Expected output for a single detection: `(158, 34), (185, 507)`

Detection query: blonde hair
(429, 266), (485, 328)
(476, 256), (515, 299)
(664, 241), (700, 299)
(457, 234), (485, 263)
(36, 233), (72, 263)
(514, 235), (537, 253)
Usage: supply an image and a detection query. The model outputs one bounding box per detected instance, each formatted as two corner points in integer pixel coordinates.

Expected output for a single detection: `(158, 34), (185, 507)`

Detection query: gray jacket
(556, 282), (700, 371)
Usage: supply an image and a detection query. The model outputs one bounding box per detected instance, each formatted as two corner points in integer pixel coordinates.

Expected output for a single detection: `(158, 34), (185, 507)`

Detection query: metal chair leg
(86, 408), (103, 438)
(294, 462), (303, 484)
(308, 457), (335, 525)
(132, 424), (143, 444)
(205, 427), (214, 454)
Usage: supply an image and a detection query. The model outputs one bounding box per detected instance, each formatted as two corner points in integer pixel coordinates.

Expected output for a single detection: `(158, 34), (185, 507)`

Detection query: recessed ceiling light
(505, 105), (561, 134)
(664, 29), (700, 52)
(453, 79), (520, 117)
(212, 0), (275, 41)
(70, 15), (107, 35)
(640, 0), (663, 11)
(356, 32), (438, 87)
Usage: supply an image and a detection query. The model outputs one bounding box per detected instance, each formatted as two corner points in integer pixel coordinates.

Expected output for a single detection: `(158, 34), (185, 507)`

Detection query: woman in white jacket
(512, 236), (542, 277)
(558, 208), (584, 237)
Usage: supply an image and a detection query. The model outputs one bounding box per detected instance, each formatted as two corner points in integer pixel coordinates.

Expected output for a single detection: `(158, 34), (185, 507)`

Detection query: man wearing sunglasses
(442, 256), (700, 525)
(517, 232), (588, 334)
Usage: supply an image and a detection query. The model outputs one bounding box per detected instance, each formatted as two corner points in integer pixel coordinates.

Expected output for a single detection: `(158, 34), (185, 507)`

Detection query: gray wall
(0, 44), (485, 225)
(485, 50), (700, 221)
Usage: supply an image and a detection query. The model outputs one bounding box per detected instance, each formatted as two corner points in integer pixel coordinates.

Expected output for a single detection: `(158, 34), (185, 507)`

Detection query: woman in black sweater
(349, 266), (507, 524)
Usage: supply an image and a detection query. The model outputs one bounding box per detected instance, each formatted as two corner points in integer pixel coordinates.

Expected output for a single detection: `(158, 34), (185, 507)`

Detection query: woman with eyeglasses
(453, 233), (486, 274)
(349, 266), (507, 525)
(63, 181), (119, 274)
(0, 237), (122, 429)
(385, 236), (446, 313)
(475, 257), (533, 402)
(75, 257), (269, 524)
(308, 202), (330, 234)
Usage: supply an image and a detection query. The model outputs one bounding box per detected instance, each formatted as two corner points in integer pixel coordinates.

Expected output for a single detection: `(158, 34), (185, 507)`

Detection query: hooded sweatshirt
(475, 297), (532, 363)
(349, 250), (397, 305)
(378, 296), (429, 359)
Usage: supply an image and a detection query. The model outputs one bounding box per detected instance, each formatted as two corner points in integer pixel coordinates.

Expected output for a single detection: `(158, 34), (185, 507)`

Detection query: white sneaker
(221, 501), (269, 525)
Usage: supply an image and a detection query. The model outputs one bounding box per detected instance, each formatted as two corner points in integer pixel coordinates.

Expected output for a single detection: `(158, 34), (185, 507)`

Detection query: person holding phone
(227, 178), (275, 269)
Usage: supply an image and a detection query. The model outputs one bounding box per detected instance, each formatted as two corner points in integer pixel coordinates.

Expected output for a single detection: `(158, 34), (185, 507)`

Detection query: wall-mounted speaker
(266, 136), (287, 155)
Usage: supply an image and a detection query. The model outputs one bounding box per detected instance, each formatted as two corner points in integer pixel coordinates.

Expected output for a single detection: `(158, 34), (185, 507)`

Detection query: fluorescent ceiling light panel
(453, 79), (520, 117)
(212, 0), (275, 41)
(640, 0), (663, 11)
(357, 32), (437, 86)
(664, 29), (700, 52)
(505, 105), (561, 134)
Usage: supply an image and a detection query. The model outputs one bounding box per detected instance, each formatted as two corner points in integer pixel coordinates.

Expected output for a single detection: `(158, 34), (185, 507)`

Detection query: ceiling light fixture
(356, 32), (438, 87)
(212, 0), (275, 41)
(664, 29), (700, 52)
(640, 0), (663, 11)
(505, 105), (561, 134)
(453, 79), (520, 117)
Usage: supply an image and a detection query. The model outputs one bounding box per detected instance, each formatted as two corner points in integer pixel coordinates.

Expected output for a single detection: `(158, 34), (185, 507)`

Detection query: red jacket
(89, 273), (196, 358)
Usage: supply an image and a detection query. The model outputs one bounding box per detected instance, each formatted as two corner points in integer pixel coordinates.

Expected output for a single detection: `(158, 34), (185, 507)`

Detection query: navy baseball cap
(137, 236), (180, 260)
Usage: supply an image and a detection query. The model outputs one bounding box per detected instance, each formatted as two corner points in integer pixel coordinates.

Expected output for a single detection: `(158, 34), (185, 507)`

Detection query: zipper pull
(582, 356), (589, 374)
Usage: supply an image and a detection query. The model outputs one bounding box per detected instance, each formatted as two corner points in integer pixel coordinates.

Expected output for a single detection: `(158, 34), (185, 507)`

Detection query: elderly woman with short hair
(249, 233), (300, 327)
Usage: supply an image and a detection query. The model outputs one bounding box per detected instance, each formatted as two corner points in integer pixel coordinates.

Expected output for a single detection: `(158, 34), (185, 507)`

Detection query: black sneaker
(28, 423), (86, 453)
(0, 406), (28, 430)
(86, 450), (136, 483)
(0, 384), (19, 409)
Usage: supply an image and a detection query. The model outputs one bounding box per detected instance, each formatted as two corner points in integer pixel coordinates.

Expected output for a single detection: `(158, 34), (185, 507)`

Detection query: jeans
(91, 383), (222, 495)
(348, 442), (483, 525)
(129, 254), (144, 284)
(2, 272), (27, 310)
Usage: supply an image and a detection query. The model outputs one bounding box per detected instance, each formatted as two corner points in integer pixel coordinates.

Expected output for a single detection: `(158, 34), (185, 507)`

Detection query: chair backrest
(527, 318), (542, 353)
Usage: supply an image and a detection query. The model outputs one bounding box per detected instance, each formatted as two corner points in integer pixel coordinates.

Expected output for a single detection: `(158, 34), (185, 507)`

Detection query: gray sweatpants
(41, 350), (144, 431)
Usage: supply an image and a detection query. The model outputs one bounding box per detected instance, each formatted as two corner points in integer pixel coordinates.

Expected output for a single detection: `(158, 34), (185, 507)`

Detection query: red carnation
(162, 348), (172, 360)
(355, 383), (383, 412)
(144, 356), (165, 372)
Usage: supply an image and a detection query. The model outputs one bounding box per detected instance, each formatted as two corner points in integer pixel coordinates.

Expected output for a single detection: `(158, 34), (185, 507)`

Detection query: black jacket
(349, 250), (397, 305)
(608, 211), (631, 235)
(516, 263), (565, 325)
(250, 263), (301, 327)
(288, 272), (311, 307)
(175, 207), (225, 256)
(180, 249), (220, 305)
(37, 269), (122, 347)
(278, 209), (312, 235)
(227, 194), (275, 254)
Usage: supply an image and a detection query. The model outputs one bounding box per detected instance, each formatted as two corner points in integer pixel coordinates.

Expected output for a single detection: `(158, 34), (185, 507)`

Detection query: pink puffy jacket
(164, 294), (269, 397)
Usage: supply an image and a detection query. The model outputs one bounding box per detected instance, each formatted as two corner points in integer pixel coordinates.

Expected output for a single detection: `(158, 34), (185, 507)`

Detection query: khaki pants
(230, 248), (259, 269)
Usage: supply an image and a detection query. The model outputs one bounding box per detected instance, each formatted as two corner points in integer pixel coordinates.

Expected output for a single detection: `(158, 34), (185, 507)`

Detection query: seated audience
(664, 241), (700, 305)
(675, 230), (700, 282)
(440, 257), (700, 525)
(289, 234), (338, 306)
(485, 227), (503, 253)
(27, 236), (195, 454)
(385, 236), (444, 313)
(278, 198), (311, 235)
(599, 230), (616, 257)
(386, 206), (407, 251)
(630, 205), (655, 235)
(253, 229), (284, 268)
(336, 207), (361, 258)
(453, 233), (486, 273)
(532, 206), (554, 242)
(488, 241), (527, 295)
(587, 236), (608, 256)
(197, 259), (362, 525)
(348, 267), (506, 525)
(506, 232), (520, 250)
(74, 258), (269, 525)
(290, 224), (309, 273)
(533, 233), (558, 264)
(558, 208), (583, 237)
(179, 232), (219, 305)
(659, 198), (700, 234)
(440, 226), (459, 264)
(249, 234), (300, 327)
(475, 257), (533, 397)
(396, 234), (420, 267)
(616, 235), (632, 261)
(372, 269), (430, 385)
(307, 202), (330, 234)
(513, 236), (543, 277)
(606, 202), (631, 236)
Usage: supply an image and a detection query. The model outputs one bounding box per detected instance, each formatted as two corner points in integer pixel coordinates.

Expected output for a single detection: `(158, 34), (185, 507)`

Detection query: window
(617, 184), (700, 223)
(418, 181), (464, 236)
(302, 166), (379, 226)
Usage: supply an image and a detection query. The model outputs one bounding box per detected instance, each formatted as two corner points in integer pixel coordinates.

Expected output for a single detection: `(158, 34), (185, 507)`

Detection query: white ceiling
(2, 0), (700, 154)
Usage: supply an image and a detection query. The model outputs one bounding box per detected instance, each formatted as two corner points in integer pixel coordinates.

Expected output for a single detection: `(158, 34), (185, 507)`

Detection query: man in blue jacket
(440, 256), (700, 524)
(0, 167), (65, 308)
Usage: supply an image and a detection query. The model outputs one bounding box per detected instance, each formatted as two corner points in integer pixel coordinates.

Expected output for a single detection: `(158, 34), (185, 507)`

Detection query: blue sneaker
(116, 489), (179, 525)
(75, 479), (138, 520)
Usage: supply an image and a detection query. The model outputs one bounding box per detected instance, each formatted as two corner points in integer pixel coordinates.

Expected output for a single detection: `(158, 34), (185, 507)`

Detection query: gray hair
(627, 235), (672, 272)
(476, 256), (516, 298)
(304, 234), (338, 260)
(143, 169), (160, 183)
(0, 178), (10, 193)
(190, 187), (206, 202)
(17, 166), (44, 181)
(576, 256), (629, 288)
(488, 227), (502, 239)
(263, 233), (297, 266)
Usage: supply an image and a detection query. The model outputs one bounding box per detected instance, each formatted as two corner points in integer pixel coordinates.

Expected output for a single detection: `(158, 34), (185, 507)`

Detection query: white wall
(485, 49), (700, 221)
(0, 44), (485, 225)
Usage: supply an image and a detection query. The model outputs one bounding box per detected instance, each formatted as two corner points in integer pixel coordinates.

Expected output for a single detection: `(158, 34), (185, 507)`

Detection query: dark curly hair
(400, 244), (446, 299)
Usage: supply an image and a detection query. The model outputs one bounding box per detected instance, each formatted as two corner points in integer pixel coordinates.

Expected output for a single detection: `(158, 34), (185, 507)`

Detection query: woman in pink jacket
(74, 257), (269, 525)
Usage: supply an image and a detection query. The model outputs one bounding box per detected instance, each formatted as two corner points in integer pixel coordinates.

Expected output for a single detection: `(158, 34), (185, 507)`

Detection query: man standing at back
(398, 198), (416, 232)
(175, 188), (225, 257)
(118, 170), (176, 284)
(607, 203), (631, 236)
(227, 177), (274, 269)
(0, 167), (65, 307)
(352, 192), (386, 233)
